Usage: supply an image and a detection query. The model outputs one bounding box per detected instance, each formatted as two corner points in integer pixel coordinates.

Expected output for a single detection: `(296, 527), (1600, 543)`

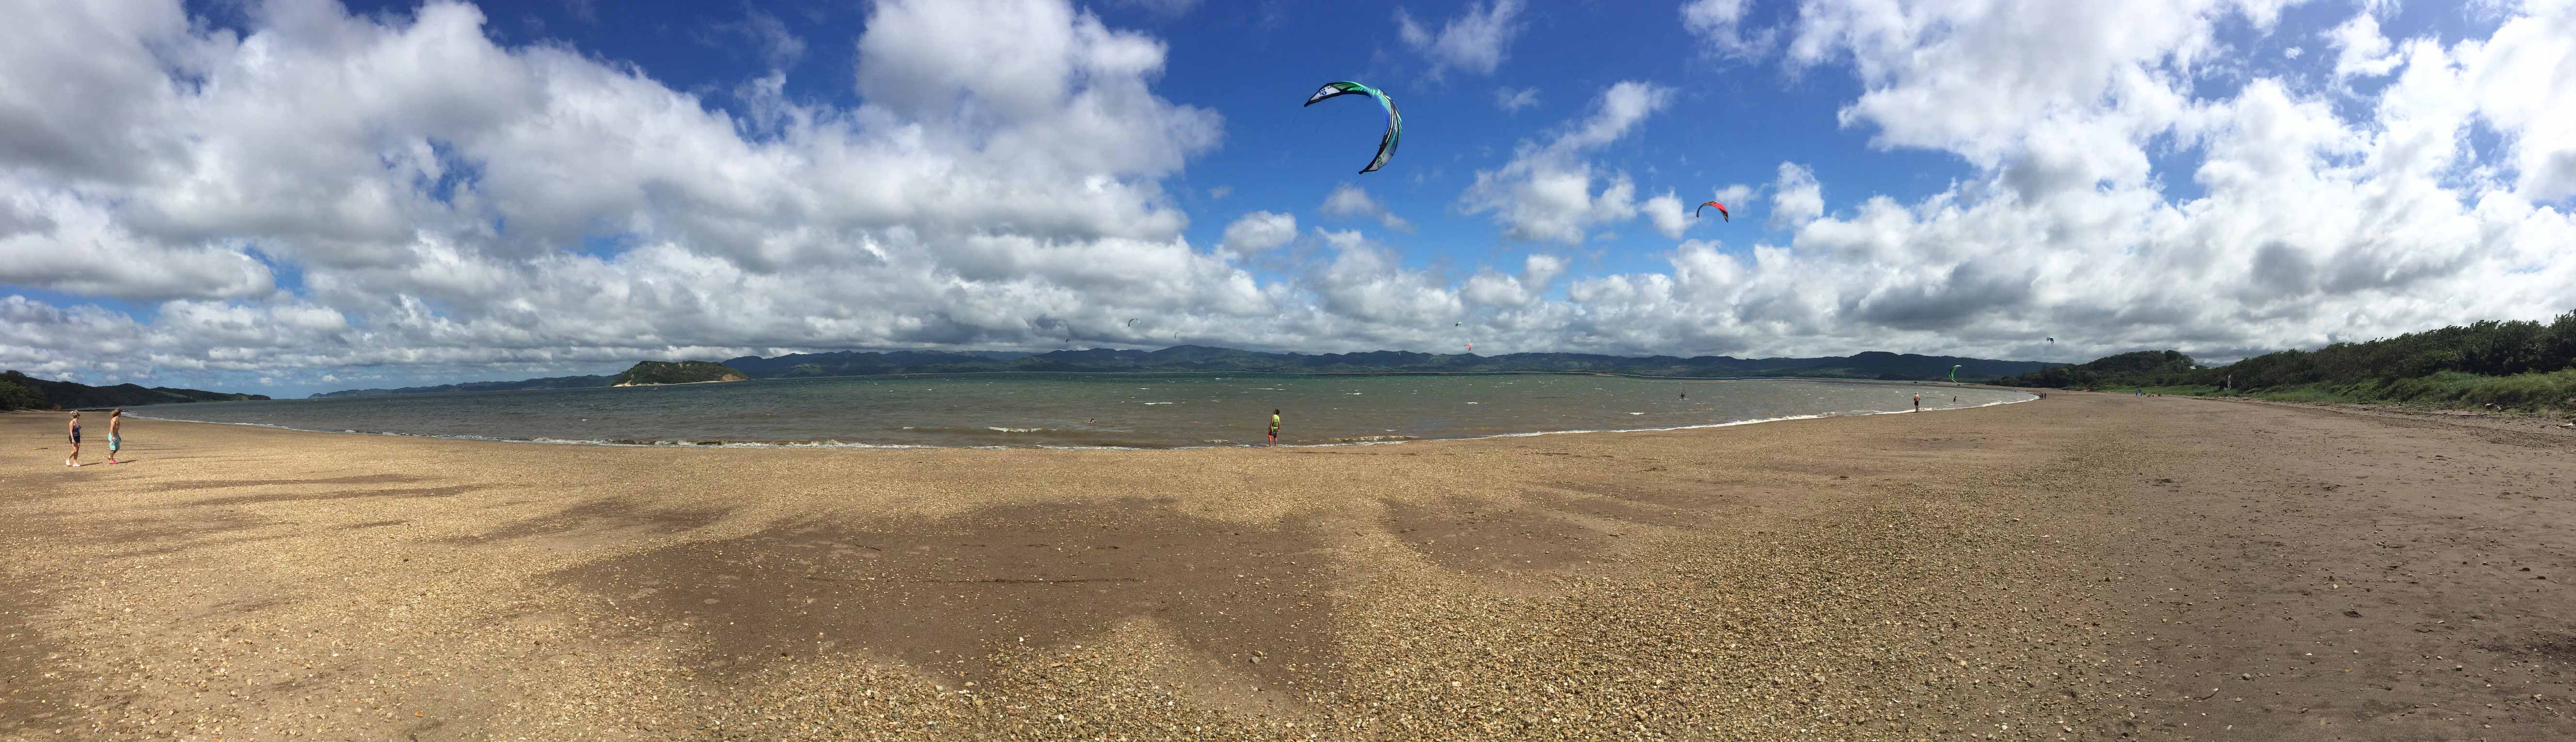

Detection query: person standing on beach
(1268, 409), (1281, 446)
(106, 409), (123, 465)
(64, 411), (80, 467)
(1913, 394), (1921, 412)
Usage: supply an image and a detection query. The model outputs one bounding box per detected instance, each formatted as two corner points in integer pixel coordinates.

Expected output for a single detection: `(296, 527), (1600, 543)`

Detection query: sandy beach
(4, 393), (2575, 740)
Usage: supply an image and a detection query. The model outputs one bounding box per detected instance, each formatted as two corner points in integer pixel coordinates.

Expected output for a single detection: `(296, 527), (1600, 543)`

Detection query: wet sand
(3, 392), (2574, 740)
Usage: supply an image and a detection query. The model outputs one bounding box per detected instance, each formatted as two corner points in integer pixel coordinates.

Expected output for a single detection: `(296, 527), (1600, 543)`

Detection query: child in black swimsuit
(65, 411), (81, 467)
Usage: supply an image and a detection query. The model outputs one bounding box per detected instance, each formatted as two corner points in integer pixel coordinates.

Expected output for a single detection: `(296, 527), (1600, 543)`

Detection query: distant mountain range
(0, 370), (270, 410)
(309, 374), (616, 398)
(309, 346), (2048, 398)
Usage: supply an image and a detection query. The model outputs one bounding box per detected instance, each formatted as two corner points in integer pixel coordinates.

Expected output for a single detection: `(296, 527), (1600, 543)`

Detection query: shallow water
(133, 373), (2030, 449)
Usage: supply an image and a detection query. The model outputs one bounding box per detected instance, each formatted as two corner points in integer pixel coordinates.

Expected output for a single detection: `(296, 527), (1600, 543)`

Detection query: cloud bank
(3, 0), (2573, 396)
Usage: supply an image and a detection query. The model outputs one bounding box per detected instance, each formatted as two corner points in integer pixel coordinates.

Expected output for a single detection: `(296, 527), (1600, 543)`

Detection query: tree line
(1996, 312), (2576, 408)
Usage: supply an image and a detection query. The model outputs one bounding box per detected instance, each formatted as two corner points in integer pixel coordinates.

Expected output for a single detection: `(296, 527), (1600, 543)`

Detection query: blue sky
(4, 0), (2574, 397)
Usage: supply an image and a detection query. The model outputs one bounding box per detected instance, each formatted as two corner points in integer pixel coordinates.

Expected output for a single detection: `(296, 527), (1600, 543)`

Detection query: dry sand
(3, 392), (2574, 740)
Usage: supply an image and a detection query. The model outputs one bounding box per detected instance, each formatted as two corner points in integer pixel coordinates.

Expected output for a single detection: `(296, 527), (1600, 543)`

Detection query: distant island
(611, 361), (748, 387)
(310, 346), (2050, 398)
(0, 370), (270, 411)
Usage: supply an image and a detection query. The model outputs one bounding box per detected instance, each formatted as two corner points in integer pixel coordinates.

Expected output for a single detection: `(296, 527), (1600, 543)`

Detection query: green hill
(611, 361), (748, 386)
(0, 370), (270, 411)
(1994, 312), (2576, 414)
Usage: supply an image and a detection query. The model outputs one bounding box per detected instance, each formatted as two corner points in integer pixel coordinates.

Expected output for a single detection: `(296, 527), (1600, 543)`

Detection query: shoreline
(120, 392), (2038, 452)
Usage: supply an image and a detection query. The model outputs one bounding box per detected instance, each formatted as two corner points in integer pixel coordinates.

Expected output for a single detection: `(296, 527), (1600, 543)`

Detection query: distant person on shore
(64, 411), (80, 467)
(107, 409), (123, 464)
(1913, 394), (1921, 412)
(1268, 409), (1281, 446)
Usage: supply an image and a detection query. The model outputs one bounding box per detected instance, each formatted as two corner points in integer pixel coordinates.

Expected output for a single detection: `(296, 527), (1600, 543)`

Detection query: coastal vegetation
(0, 370), (271, 410)
(611, 361), (748, 386)
(0, 377), (43, 411)
(1996, 313), (2576, 413)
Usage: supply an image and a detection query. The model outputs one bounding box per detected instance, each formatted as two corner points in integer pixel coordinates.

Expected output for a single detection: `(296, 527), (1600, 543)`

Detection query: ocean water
(131, 373), (2032, 450)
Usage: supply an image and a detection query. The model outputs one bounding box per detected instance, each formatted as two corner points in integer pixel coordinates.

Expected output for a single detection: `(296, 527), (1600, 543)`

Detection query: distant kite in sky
(1697, 201), (1729, 221)
(1305, 81), (1402, 174)
(1127, 318), (1140, 327)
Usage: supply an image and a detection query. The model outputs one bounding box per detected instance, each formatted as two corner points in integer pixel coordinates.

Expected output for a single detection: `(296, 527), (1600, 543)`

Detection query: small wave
(1142, 402), (1178, 405)
(987, 426), (1042, 433)
(1333, 435), (1419, 443)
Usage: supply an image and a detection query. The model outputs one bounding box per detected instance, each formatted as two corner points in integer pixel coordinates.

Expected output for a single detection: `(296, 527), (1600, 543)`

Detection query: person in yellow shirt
(1267, 409), (1281, 446)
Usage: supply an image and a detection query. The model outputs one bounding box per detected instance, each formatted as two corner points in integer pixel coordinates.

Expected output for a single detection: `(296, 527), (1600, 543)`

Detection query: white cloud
(1460, 81), (1672, 244)
(2325, 12), (2401, 79)
(1208, 185), (1232, 199)
(1681, 0), (1774, 58)
(2458, 1), (2576, 200)
(1462, 253), (1568, 306)
(1785, 0), (2229, 181)
(2283, 45), (2303, 59)
(1320, 182), (1414, 232)
(5, 0), (2575, 395)
(1309, 229), (1459, 324)
(0, 181), (275, 301)
(1769, 163), (1822, 229)
(1218, 211), (1296, 253)
(0, 0), (1260, 390)
(1494, 86), (1539, 113)
(1642, 192), (1692, 239)
(716, 10), (806, 69)
(1395, 0), (1524, 77)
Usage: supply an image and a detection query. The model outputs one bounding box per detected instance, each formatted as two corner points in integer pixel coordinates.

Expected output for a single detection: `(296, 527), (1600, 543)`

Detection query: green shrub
(0, 379), (43, 411)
